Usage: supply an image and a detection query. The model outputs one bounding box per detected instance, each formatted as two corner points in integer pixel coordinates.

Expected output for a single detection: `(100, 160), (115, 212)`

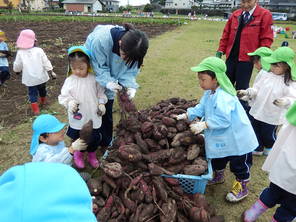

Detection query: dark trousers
(0, 66), (10, 84)
(66, 126), (102, 152)
(211, 152), (252, 180)
(249, 115), (277, 152)
(260, 182), (296, 222)
(28, 83), (46, 103)
(226, 58), (254, 110)
(98, 99), (114, 147)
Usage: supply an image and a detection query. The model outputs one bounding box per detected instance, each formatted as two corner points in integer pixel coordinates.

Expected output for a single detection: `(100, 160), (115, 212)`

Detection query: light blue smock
(0, 41), (9, 67)
(84, 25), (139, 100)
(187, 87), (258, 159)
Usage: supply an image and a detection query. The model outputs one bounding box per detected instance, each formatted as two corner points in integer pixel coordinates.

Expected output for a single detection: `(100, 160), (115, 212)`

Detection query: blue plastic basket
(162, 160), (213, 194)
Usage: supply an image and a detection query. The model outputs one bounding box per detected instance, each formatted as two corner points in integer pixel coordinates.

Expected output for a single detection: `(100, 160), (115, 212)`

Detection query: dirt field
(0, 21), (177, 128)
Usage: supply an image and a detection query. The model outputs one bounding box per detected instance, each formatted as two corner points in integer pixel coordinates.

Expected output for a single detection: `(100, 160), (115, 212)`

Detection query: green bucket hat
(262, 47), (296, 80)
(191, 57), (236, 96)
(286, 102), (296, 126)
(247, 47), (273, 71)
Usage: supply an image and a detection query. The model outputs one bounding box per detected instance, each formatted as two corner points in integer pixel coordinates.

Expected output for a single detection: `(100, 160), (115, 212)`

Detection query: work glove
(127, 88), (136, 99)
(68, 100), (79, 114)
(273, 98), (291, 108)
(175, 113), (188, 120)
(97, 104), (106, 116)
(106, 82), (122, 92)
(237, 89), (248, 98)
(216, 51), (223, 58)
(71, 138), (87, 151)
(50, 71), (57, 80)
(190, 121), (207, 134)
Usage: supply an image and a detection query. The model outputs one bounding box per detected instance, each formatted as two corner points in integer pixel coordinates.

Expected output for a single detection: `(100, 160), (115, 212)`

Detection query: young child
(58, 46), (107, 169)
(13, 29), (56, 115)
(0, 30), (11, 86)
(30, 114), (87, 164)
(176, 57), (258, 202)
(242, 102), (296, 222)
(238, 47), (296, 156)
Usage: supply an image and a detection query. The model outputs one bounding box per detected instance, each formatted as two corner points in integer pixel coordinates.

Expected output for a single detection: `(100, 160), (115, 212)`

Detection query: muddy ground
(0, 21), (177, 128)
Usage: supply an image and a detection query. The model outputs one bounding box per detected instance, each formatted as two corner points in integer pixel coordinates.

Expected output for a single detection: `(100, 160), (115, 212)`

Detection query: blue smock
(187, 87), (258, 159)
(84, 25), (139, 100)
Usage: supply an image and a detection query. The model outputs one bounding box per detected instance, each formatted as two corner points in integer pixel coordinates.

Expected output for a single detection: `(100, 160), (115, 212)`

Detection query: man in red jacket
(216, 0), (273, 93)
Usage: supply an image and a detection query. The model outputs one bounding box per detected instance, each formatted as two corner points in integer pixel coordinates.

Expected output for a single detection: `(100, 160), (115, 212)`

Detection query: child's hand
(71, 138), (87, 151)
(175, 113), (187, 120)
(106, 82), (122, 92)
(68, 100), (79, 114)
(190, 122), (207, 134)
(97, 104), (106, 116)
(237, 90), (248, 98)
(273, 98), (290, 108)
(127, 88), (136, 99)
(50, 71), (57, 80)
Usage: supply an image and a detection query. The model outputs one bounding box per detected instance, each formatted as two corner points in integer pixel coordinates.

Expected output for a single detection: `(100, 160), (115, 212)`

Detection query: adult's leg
(234, 61), (253, 90)
(99, 99), (114, 147)
(225, 58), (237, 85)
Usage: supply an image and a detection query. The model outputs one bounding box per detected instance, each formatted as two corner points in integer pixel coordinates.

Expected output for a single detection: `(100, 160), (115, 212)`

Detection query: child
(242, 102), (296, 222)
(238, 47), (296, 156)
(0, 30), (11, 86)
(13, 29), (56, 115)
(0, 162), (97, 222)
(176, 57), (258, 202)
(58, 46), (107, 169)
(30, 114), (87, 164)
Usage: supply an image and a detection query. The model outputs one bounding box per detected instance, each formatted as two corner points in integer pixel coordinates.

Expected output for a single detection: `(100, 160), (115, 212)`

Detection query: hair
(68, 51), (90, 67)
(271, 62), (293, 85)
(120, 23), (149, 69)
(39, 133), (49, 144)
(198, 70), (217, 79)
(250, 55), (260, 64)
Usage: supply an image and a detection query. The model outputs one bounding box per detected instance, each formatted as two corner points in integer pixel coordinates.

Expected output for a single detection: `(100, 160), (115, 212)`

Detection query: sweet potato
(141, 121), (154, 134)
(87, 178), (102, 196)
(171, 131), (192, 147)
(176, 121), (188, 132)
(148, 163), (174, 175)
(119, 144), (142, 162)
(160, 198), (177, 222)
(168, 147), (187, 164)
(184, 165), (206, 176)
(101, 174), (117, 189)
(142, 149), (172, 163)
(164, 177), (179, 186)
(192, 193), (209, 209)
(158, 138), (169, 148)
(102, 182), (111, 198)
(79, 120), (93, 144)
(210, 216), (225, 222)
(134, 132), (149, 154)
(102, 162), (123, 178)
(145, 138), (161, 150)
(139, 203), (155, 221)
(193, 157), (208, 170)
(97, 195), (114, 222)
(162, 117), (177, 127)
(93, 196), (106, 207)
(153, 177), (168, 202)
(177, 212), (190, 222)
(187, 144), (201, 160)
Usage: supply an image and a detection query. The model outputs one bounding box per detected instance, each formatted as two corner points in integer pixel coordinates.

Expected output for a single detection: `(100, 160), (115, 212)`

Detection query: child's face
(70, 60), (88, 78)
(197, 73), (218, 91)
(0, 36), (5, 42)
(270, 63), (287, 76)
(254, 60), (262, 71)
(39, 128), (65, 146)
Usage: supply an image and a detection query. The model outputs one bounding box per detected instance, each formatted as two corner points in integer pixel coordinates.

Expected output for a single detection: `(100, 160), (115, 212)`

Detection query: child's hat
(67, 45), (92, 75)
(16, 29), (36, 49)
(262, 47), (296, 80)
(0, 30), (7, 41)
(30, 114), (66, 155)
(191, 57), (236, 96)
(247, 47), (273, 71)
(0, 162), (97, 222)
(286, 102), (296, 126)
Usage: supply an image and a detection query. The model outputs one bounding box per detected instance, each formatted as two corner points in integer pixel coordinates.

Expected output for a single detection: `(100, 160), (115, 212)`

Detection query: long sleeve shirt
(0, 41), (9, 67)
(58, 74), (107, 129)
(187, 87), (258, 159)
(32, 141), (72, 165)
(84, 25), (140, 99)
(13, 47), (53, 86)
(248, 70), (296, 125)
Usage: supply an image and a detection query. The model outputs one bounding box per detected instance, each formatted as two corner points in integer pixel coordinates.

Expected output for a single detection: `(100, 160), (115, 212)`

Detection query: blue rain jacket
(0, 162), (97, 222)
(187, 87), (258, 159)
(85, 25), (139, 99)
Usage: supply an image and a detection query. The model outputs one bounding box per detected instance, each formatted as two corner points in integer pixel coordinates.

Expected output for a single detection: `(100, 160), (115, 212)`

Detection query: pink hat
(16, 29), (36, 49)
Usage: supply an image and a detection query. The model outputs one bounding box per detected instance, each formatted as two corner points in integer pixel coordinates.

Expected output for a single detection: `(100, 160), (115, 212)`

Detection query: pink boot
(242, 199), (268, 222)
(74, 151), (85, 169)
(88, 152), (100, 168)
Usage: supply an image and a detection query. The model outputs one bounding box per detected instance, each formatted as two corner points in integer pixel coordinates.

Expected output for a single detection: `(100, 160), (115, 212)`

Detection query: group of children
(1, 27), (295, 221)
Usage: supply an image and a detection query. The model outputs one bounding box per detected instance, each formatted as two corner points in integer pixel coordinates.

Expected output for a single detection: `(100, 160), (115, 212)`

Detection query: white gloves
(237, 89), (248, 98)
(50, 71), (57, 80)
(176, 113), (187, 120)
(237, 88), (257, 101)
(106, 82), (122, 92)
(97, 104), (106, 116)
(71, 138), (87, 151)
(68, 100), (79, 114)
(127, 88), (136, 99)
(190, 122), (207, 134)
(273, 98), (291, 108)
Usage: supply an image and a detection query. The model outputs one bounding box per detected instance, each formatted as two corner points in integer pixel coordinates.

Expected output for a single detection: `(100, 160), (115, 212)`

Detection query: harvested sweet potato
(162, 117), (176, 127)
(102, 182), (111, 198)
(148, 163), (174, 175)
(142, 149), (172, 163)
(97, 195), (114, 222)
(141, 121), (154, 134)
(168, 147), (187, 164)
(176, 121), (188, 132)
(153, 177), (168, 202)
(192, 193), (209, 209)
(210, 216), (225, 222)
(177, 212), (190, 222)
(119, 144), (142, 162)
(93, 196), (106, 207)
(184, 165), (206, 176)
(102, 162), (123, 178)
(164, 177), (179, 186)
(187, 144), (201, 160)
(171, 131), (192, 147)
(134, 132), (149, 154)
(158, 138), (169, 148)
(87, 178), (102, 196)
(193, 157), (208, 170)
(160, 198), (177, 222)
(145, 138), (161, 150)
(139, 203), (155, 221)
(117, 87), (137, 113)
(101, 174), (117, 189)
(79, 120), (93, 144)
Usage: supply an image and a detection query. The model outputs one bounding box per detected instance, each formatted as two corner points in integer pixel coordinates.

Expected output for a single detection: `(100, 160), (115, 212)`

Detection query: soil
(0, 21), (177, 127)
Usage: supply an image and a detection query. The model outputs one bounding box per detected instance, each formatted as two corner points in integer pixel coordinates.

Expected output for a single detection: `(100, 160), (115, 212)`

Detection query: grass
(1, 20), (296, 221)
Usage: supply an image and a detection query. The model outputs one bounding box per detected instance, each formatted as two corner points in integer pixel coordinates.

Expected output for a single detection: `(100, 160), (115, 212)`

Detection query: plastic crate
(162, 160), (213, 194)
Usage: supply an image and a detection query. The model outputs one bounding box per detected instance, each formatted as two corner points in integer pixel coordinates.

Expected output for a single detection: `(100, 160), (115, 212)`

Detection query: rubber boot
(208, 169), (225, 185)
(263, 148), (272, 156)
(31, 102), (40, 115)
(73, 151), (85, 169)
(226, 179), (249, 202)
(39, 96), (47, 106)
(87, 152), (100, 168)
(242, 199), (268, 222)
(271, 217), (278, 222)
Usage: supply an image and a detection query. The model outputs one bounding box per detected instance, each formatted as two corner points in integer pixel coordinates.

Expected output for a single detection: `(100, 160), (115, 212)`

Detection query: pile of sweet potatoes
(87, 97), (224, 221)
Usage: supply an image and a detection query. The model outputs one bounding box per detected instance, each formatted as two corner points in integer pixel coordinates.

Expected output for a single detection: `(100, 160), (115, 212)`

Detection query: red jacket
(218, 5), (273, 62)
